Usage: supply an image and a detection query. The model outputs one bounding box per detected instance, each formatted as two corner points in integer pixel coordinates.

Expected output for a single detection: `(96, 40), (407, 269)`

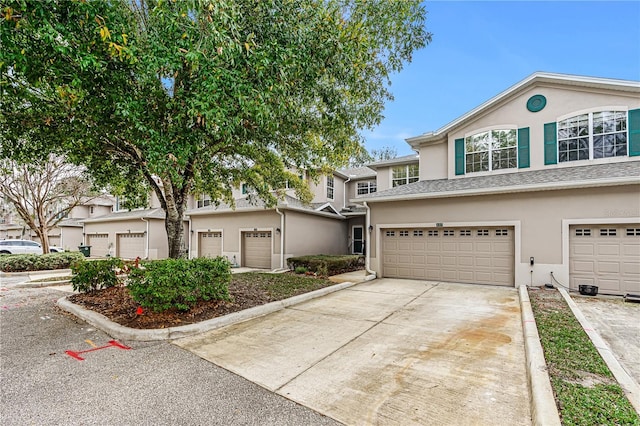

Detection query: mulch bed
(68, 274), (334, 329)
(70, 281), (274, 329)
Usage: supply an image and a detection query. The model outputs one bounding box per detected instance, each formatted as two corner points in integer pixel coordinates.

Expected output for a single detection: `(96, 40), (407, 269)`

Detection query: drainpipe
(187, 216), (192, 259)
(141, 218), (149, 259)
(275, 208), (285, 269)
(363, 202), (376, 277)
(343, 176), (352, 210)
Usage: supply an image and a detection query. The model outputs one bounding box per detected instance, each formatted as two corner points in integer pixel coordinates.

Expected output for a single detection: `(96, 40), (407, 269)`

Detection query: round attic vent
(526, 94), (547, 112)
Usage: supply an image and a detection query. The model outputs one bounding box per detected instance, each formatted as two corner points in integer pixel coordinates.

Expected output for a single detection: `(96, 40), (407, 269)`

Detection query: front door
(352, 226), (364, 254)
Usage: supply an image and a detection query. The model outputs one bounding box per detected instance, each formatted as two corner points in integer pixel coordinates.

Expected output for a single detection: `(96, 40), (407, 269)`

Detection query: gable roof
(355, 161), (640, 203)
(338, 166), (377, 179)
(406, 72), (640, 148)
(367, 154), (419, 170)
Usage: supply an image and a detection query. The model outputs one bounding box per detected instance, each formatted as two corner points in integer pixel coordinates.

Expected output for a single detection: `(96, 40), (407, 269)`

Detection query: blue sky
(363, 1), (640, 156)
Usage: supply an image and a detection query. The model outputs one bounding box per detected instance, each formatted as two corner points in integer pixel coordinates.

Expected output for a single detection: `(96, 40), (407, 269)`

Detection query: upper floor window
(465, 129), (517, 173)
(196, 195), (211, 208)
(392, 164), (419, 187)
(356, 181), (377, 196)
(558, 111), (627, 162)
(326, 176), (334, 199)
(241, 183), (249, 195)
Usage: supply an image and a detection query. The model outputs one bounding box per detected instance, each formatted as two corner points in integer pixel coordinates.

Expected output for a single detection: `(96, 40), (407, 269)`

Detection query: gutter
(363, 202), (376, 277)
(275, 208), (285, 270)
(141, 218), (149, 259)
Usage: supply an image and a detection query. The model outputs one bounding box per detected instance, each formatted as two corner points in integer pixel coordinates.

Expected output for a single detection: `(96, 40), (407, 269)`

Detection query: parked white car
(49, 246), (64, 253)
(0, 239), (44, 255)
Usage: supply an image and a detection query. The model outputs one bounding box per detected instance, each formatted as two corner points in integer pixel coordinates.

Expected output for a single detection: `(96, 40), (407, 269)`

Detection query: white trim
(463, 124), (518, 138)
(556, 105), (629, 122)
(374, 220), (521, 287)
(560, 217), (640, 286)
(193, 228), (224, 259)
(314, 202), (340, 215)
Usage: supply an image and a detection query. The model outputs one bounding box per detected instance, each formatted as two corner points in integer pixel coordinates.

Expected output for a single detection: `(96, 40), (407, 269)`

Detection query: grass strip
(529, 288), (639, 425)
(233, 272), (336, 299)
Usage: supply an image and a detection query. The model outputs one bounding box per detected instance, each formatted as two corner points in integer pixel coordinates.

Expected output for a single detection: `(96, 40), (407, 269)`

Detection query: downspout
(363, 202), (376, 277)
(187, 216), (192, 259)
(343, 176), (352, 210)
(141, 218), (149, 259)
(275, 208), (285, 269)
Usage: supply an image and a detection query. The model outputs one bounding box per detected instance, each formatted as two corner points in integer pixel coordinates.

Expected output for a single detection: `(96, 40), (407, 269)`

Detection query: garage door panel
(243, 232), (272, 269)
(118, 233), (145, 259)
(382, 226), (514, 286)
(199, 232), (222, 258)
(87, 234), (109, 257)
(570, 224), (640, 295)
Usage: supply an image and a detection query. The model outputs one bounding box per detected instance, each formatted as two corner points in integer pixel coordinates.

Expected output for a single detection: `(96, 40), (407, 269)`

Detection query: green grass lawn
(232, 272), (337, 300)
(529, 288), (639, 426)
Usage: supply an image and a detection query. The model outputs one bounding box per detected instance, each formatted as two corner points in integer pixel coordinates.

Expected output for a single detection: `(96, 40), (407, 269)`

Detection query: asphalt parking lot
(0, 283), (338, 426)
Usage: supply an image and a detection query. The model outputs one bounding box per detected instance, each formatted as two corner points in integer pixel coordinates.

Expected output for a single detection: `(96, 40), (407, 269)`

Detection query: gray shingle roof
(367, 154), (419, 169)
(338, 166), (377, 179)
(186, 194), (341, 216)
(359, 161), (640, 202)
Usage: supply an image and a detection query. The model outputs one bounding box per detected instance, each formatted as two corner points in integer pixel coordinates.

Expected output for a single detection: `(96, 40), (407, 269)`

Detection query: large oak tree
(1, 0), (430, 258)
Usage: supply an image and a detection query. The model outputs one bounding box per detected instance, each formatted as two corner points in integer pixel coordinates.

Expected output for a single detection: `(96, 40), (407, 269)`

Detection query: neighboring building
(356, 72), (640, 296)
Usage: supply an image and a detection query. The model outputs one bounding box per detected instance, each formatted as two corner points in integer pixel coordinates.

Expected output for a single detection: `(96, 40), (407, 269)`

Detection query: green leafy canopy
(1, 0), (431, 257)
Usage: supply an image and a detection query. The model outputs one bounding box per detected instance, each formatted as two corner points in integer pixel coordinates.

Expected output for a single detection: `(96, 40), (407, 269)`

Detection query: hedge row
(0, 252), (86, 272)
(287, 254), (364, 276)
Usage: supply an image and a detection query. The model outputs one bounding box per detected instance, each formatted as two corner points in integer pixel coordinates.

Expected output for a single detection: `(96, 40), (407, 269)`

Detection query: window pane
(392, 166), (406, 179)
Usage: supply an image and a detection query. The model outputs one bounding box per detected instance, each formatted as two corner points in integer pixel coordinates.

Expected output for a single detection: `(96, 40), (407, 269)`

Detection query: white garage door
(243, 231), (272, 269)
(382, 227), (514, 286)
(117, 233), (145, 259)
(49, 236), (61, 248)
(87, 234), (109, 257)
(199, 232), (222, 258)
(570, 224), (640, 296)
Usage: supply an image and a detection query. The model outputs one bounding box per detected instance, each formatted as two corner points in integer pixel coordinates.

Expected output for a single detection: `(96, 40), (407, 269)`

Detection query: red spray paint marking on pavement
(65, 340), (131, 361)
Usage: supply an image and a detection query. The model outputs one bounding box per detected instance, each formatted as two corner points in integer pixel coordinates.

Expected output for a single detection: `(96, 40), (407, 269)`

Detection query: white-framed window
(196, 195), (211, 208)
(356, 181), (377, 196)
(326, 176), (334, 199)
(465, 129), (517, 173)
(392, 164), (419, 187)
(558, 110), (627, 162)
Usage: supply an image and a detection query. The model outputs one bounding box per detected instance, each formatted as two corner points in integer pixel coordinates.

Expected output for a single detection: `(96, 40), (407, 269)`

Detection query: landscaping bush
(127, 257), (231, 312)
(71, 258), (125, 293)
(287, 254), (364, 276)
(0, 252), (86, 272)
(294, 266), (308, 274)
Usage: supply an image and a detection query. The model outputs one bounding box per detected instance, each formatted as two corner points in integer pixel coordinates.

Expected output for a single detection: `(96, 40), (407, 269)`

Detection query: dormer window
(465, 129), (517, 173)
(196, 195), (211, 208)
(557, 111), (627, 162)
(392, 164), (419, 187)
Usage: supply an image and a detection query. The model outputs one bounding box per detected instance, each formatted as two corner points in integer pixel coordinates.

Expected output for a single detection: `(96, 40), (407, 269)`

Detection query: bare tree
(0, 155), (94, 253)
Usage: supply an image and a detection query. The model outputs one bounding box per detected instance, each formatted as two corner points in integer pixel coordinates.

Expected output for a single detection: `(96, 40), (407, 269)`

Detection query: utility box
(78, 245), (91, 257)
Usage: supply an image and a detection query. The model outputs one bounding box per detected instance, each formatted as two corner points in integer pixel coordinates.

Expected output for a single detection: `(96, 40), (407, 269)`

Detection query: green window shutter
(544, 122), (557, 165)
(455, 138), (465, 175)
(629, 108), (640, 157)
(517, 127), (530, 168)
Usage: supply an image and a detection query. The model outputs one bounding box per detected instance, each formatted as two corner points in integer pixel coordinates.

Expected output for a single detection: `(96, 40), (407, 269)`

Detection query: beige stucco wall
(308, 174), (346, 207)
(284, 211), (348, 259)
(190, 210), (281, 268)
(419, 142), (448, 180)
(374, 167), (393, 191)
(434, 84), (640, 180)
(368, 184), (639, 287)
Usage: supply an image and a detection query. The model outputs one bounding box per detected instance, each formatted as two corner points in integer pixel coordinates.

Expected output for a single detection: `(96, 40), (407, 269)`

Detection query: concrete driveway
(175, 279), (531, 425)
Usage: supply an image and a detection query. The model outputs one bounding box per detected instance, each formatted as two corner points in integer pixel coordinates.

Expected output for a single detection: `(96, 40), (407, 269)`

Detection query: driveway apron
(175, 279), (531, 425)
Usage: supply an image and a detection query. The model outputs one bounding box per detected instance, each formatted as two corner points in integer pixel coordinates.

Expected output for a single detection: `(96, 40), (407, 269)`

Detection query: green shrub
(0, 252), (86, 272)
(287, 255), (364, 276)
(128, 257), (231, 312)
(294, 266), (308, 274)
(71, 258), (125, 293)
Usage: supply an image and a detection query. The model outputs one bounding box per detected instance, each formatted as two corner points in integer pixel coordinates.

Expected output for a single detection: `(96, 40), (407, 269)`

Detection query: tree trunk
(165, 210), (184, 259)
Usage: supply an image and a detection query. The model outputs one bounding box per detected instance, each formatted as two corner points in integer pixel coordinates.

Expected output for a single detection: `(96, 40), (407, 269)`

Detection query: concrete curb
(557, 287), (640, 414)
(57, 280), (360, 342)
(519, 286), (561, 426)
(1, 268), (72, 279)
(16, 279), (72, 289)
